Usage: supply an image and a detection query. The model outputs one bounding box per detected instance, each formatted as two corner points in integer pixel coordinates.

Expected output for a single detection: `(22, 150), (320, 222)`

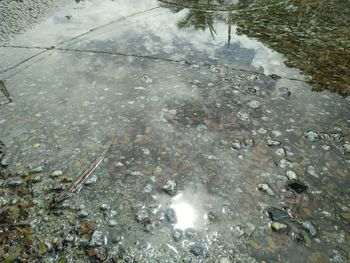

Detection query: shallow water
(0, 0), (349, 262)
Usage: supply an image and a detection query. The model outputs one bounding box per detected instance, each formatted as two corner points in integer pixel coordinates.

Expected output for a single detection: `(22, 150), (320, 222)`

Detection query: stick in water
(50, 138), (115, 208)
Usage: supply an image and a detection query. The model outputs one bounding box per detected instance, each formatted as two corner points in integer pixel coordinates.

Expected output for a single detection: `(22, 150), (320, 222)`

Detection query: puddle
(0, 0), (349, 262)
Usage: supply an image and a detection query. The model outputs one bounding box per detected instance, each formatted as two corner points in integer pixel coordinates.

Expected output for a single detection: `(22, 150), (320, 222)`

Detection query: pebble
(247, 100), (261, 109)
(162, 179), (177, 196)
(29, 166), (43, 173)
(275, 147), (287, 157)
(6, 176), (24, 187)
(219, 257), (232, 263)
(322, 145), (330, 151)
(165, 208), (177, 224)
(303, 130), (319, 142)
(280, 159), (293, 168)
(90, 230), (104, 246)
(189, 244), (204, 257)
(109, 220), (117, 226)
(173, 229), (183, 242)
(307, 166), (318, 178)
(341, 143), (350, 155)
(257, 183), (274, 196)
(84, 174), (97, 185)
(270, 222), (288, 232)
(257, 128), (267, 134)
(100, 204), (110, 210)
(51, 170), (63, 177)
(1, 158), (9, 167)
(266, 138), (281, 147)
(232, 225), (244, 237)
(135, 208), (151, 224)
(299, 220), (317, 237)
(231, 140), (241, 150)
(286, 170), (297, 180)
(237, 112), (249, 121)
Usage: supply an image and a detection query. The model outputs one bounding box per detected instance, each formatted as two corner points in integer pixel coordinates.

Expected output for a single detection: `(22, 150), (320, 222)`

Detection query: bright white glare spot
(171, 201), (196, 230)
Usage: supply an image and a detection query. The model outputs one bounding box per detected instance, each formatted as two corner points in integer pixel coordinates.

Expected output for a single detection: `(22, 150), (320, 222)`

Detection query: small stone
(142, 75), (152, 84)
(109, 220), (117, 226)
(307, 166), (318, 178)
(299, 220), (317, 237)
(173, 229), (183, 242)
(275, 147), (287, 157)
(230, 140), (241, 150)
(31, 166), (43, 173)
(165, 208), (177, 224)
(237, 112), (249, 121)
(280, 159), (293, 168)
(303, 130), (319, 142)
(247, 100), (261, 109)
(32, 174), (42, 183)
(84, 174), (97, 185)
(266, 207), (289, 224)
(243, 139), (254, 149)
(341, 143), (350, 155)
(219, 257), (232, 263)
(286, 170), (297, 180)
(162, 179), (177, 196)
(232, 225), (244, 237)
(79, 210), (89, 218)
(189, 244), (204, 257)
(1, 158), (9, 167)
(287, 181), (308, 194)
(90, 230), (104, 246)
(266, 138), (281, 147)
(100, 204), (110, 210)
(257, 128), (267, 134)
(271, 222), (288, 232)
(51, 170), (63, 177)
(257, 183), (274, 196)
(135, 208), (151, 224)
(322, 145), (331, 151)
(331, 133), (342, 142)
(282, 90), (291, 99)
(6, 176), (24, 187)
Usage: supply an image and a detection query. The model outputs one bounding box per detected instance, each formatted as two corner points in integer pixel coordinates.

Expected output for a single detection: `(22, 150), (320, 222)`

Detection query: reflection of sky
(9, 0), (303, 80)
(167, 185), (211, 231)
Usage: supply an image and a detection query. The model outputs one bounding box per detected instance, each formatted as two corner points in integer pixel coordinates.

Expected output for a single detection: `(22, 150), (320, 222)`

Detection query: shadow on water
(159, 0), (350, 95)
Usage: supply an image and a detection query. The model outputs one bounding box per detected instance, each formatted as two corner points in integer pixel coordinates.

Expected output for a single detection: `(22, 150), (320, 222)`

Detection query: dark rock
(189, 244), (204, 257)
(173, 229), (183, 242)
(287, 181), (308, 194)
(164, 208), (177, 224)
(282, 90), (291, 99)
(6, 176), (24, 187)
(266, 207), (290, 224)
(298, 220), (317, 237)
(269, 74), (281, 81)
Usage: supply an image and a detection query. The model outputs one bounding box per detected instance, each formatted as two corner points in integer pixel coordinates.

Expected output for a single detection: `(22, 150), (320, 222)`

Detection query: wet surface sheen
(0, 0), (349, 262)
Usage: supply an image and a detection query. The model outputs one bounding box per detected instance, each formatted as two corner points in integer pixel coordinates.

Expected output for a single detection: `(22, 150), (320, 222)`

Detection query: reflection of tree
(159, 0), (350, 95)
(159, 0), (228, 38)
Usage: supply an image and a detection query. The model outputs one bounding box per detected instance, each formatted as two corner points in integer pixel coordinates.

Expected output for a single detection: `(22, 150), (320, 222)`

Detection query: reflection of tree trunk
(227, 12), (233, 47)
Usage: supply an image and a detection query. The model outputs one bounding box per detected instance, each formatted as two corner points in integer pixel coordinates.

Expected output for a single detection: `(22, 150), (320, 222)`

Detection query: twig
(50, 138), (115, 208)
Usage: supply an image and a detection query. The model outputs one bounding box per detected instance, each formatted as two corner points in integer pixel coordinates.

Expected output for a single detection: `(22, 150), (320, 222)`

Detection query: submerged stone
(270, 222), (288, 232)
(266, 207), (290, 224)
(299, 220), (317, 237)
(303, 130), (319, 142)
(257, 183), (274, 196)
(189, 244), (204, 257)
(287, 181), (308, 194)
(162, 179), (177, 196)
(247, 100), (261, 109)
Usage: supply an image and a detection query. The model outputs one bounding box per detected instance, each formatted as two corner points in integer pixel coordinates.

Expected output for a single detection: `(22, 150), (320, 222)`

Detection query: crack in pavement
(0, 44), (305, 83)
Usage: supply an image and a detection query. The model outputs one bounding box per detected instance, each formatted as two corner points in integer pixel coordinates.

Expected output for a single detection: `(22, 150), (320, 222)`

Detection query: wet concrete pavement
(0, 0), (349, 262)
